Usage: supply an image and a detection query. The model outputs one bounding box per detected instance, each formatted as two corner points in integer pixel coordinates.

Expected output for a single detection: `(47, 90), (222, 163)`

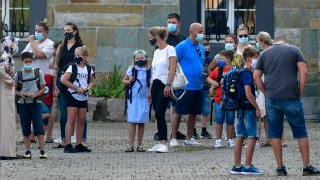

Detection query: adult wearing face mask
(169, 23), (205, 148)
(53, 22), (88, 148)
(22, 19), (54, 75)
(236, 24), (251, 54)
(153, 13), (187, 142)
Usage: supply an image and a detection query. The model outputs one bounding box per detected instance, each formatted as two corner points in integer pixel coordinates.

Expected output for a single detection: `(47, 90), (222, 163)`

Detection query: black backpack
(60, 63), (92, 94)
(16, 68), (42, 105)
(124, 66), (151, 115)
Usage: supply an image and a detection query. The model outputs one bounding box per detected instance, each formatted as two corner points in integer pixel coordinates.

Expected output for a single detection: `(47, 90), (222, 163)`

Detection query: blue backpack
(220, 67), (253, 110)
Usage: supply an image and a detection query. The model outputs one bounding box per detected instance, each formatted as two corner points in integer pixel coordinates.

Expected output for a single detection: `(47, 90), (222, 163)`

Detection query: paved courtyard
(1, 120), (320, 179)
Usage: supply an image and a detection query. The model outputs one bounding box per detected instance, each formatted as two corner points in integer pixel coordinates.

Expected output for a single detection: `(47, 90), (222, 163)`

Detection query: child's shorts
(67, 94), (88, 109)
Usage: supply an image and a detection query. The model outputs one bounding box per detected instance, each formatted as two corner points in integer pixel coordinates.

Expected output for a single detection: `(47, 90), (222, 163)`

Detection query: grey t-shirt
(15, 69), (45, 104)
(255, 44), (305, 99)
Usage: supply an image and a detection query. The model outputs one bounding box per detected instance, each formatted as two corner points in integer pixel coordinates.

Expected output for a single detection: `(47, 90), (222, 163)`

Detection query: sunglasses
(239, 35), (248, 38)
(196, 47), (202, 56)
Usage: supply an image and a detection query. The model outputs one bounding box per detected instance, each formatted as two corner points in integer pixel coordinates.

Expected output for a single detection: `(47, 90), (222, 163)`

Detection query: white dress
(126, 65), (150, 123)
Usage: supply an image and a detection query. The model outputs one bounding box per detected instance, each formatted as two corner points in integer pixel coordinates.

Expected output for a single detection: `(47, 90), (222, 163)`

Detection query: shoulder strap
(34, 68), (41, 90)
(146, 69), (151, 88)
(16, 70), (23, 91)
(86, 64), (92, 84)
(132, 66), (137, 84)
(70, 64), (78, 83)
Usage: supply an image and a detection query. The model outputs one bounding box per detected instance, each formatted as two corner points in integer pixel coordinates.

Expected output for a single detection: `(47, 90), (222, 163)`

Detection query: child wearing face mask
(61, 46), (94, 153)
(123, 50), (151, 152)
(15, 52), (47, 159)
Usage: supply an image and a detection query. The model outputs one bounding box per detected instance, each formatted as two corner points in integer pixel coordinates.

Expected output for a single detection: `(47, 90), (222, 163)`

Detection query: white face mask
(250, 58), (258, 69)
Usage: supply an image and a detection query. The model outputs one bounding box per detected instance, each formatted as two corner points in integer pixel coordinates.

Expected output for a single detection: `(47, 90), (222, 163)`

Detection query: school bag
(16, 68), (42, 106)
(220, 67), (254, 110)
(60, 63), (92, 95)
(124, 66), (151, 115)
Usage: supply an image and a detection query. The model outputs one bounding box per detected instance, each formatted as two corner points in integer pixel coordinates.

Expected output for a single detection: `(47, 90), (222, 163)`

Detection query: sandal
(136, 146), (145, 152)
(125, 146), (134, 153)
(260, 142), (272, 147)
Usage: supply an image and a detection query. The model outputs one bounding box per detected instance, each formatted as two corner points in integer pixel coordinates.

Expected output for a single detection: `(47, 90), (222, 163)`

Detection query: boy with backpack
(207, 50), (235, 148)
(61, 46), (93, 153)
(230, 46), (264, 175)
(15, 52), (47, 159)
(123, 50), (151, 152)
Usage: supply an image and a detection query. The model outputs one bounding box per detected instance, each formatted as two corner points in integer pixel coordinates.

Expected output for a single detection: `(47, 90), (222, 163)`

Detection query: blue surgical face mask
(194, 32), (204, 42)
(74, 56), (83, 64)
(239, 37), (249, 44)
(167, 23), (177, 33)
(35, 32), (44, 40)
(217, 59), (226, 67)
(224, 43), (235, 51)
(24, 64), (33, 71)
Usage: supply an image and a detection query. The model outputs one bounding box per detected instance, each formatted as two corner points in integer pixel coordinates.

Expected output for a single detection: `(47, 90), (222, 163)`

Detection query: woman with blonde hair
(147, 26), (177, 153)
(236, 24), (251, 54)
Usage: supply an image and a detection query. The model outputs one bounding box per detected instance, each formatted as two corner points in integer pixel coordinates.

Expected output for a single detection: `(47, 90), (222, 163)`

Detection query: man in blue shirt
(169, 23), (205, 147)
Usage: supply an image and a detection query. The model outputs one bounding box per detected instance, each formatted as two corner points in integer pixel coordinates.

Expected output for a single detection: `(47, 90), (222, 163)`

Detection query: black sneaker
(176, 131), (186, 140)
(201, 129), (212, 139)
(192, 128), (200, 139)
(154, 132), (160, 141)
(39, 150), (48, 159)
(23, 151), (32, 159)
(276, 166), (287, 176)
(75, 144), (91, 153)
(303, 165), (320, 176)
(64, 144), (77, 153)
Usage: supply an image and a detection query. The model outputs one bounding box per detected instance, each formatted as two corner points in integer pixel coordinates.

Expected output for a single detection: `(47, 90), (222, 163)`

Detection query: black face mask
(136, 60), (147, 67)
(64, 32), (74, 40)
(205, 50), (210, 57)
(74, 56), (83, 64)
(149, 38), (157, 46)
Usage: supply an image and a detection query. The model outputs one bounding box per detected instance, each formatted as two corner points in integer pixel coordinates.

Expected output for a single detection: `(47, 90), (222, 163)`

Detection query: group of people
(123, 13), (320, 176)
(0, 20), (94, 160)
(0, 12), (319, 177)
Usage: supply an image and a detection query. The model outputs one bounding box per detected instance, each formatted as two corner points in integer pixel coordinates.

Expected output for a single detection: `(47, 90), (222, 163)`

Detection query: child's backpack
(220, 67), (253, 110)
(16, 68), (42, 105)
(60, 63), (92, 95)
(124, 66), (151, 115)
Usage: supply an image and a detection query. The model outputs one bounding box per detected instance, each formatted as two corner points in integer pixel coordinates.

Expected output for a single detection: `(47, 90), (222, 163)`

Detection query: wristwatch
(166, 83), (171, 87)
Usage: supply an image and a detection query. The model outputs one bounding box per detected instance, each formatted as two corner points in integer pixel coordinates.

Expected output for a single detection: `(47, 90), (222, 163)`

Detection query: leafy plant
(91, 64), (125, 98)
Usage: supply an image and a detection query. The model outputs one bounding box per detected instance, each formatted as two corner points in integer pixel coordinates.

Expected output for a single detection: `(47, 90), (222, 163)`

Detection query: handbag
(166, 46), (188, 100)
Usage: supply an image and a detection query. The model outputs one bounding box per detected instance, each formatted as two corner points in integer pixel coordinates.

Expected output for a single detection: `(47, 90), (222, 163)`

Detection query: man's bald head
(189, 23), (202, 32)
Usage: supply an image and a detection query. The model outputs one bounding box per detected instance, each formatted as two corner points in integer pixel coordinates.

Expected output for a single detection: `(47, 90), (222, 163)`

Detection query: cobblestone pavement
(1, 120), (320, 180)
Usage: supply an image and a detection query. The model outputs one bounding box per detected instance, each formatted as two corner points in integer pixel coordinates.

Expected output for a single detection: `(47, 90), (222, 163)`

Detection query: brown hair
(148, 26), (169, 40)
(219, 50), (234, 62)
(242, 46), (259, 61)
(225, 34), (238, 45)
(36, 18), (49, 32)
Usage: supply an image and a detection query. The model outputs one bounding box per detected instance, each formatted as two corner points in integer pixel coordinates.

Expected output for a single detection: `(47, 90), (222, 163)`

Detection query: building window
(202, 0), (256, 42)
(1, 0), (30, 38)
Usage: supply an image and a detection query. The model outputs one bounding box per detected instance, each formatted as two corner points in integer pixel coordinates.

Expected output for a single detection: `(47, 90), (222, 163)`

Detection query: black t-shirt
(58, 41), (83, 76)
(166, 33), (186, 47)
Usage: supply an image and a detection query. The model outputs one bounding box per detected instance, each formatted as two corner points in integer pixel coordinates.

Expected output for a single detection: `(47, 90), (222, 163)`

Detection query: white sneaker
(214, 139), (224, 148)
(147, 143), (160, 152)
(53, 137), (62, 144)
(227, 139), (235, 147)
(184, 138), (202, 146)
(255, 141), (260, 149)
(170, 139), (180, 148)
(155, 143), (168, 153)
(71, 136), (76, 144)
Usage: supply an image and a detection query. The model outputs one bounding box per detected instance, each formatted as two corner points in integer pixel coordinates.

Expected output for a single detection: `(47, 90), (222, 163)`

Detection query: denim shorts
(175, 90), (202, 115)
(214, 102), (235, 125)
(201, 90), (210, 116)
(236, 109), (258, 139)
(18, 103), (44, 136)
(266, 98), (307, 139)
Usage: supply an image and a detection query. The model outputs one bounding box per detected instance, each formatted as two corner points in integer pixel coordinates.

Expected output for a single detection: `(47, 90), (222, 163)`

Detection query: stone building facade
(47, 0), (179, 74)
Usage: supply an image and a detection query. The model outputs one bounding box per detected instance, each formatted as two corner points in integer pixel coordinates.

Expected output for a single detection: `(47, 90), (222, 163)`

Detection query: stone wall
(274, 0), (320, 83)
(47, 0), (179, 74)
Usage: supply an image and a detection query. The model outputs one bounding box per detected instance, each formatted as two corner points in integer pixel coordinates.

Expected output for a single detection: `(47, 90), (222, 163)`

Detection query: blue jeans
(266, 98), (307, 139)
(58, 93), (87, 141)
(214, 102), (235, 124)
(201, 90), (210, 116)
(18, 103), (44, 136)
(236, 109), (258, 139)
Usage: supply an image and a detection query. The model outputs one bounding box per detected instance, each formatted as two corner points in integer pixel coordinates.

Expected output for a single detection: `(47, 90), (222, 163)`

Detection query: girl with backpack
(123, 50), (151, 152)
(61, 46), (94, 153)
